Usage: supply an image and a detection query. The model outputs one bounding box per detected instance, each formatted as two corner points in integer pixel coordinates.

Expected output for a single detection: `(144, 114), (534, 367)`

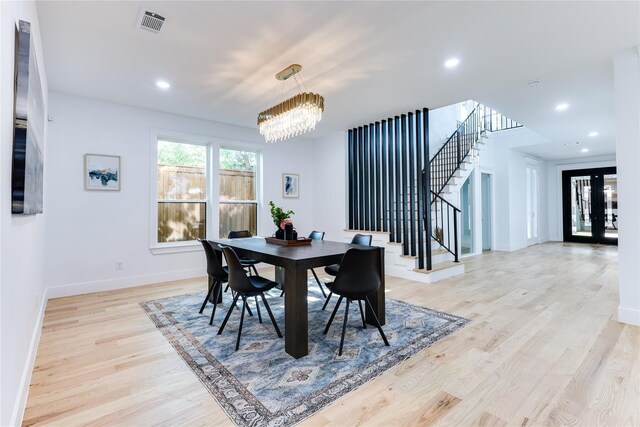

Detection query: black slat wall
(347, 108), (430, 269)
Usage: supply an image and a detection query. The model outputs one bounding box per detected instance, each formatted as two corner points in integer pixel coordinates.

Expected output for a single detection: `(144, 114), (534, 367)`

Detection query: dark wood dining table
(209, 237), (385, 359)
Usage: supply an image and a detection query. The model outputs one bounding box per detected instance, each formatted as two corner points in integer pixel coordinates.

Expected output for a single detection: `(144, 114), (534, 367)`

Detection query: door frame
(562, 166), (618, 245)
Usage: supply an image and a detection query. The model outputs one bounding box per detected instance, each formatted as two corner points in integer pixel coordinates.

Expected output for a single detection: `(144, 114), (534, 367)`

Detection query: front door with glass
(562, 167), (617, 244)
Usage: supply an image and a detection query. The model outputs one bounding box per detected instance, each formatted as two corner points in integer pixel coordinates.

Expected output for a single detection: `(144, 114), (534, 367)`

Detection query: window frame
(218, 146), (260, 238)
(149, 130), (262, 254)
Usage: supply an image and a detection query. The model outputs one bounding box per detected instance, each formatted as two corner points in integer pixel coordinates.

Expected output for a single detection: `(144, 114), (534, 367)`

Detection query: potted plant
(269, 201), (295, 239)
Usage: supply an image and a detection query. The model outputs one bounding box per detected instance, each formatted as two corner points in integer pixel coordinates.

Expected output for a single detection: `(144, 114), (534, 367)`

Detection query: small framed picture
(282, 173), (299, 198)
(85, 154), (120, 191)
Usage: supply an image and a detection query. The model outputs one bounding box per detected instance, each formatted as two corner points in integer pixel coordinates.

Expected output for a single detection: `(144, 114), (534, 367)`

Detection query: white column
(614, 46), (640, 326)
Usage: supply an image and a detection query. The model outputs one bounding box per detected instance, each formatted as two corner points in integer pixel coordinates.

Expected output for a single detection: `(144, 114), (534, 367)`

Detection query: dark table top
(209, 237), (374, 270)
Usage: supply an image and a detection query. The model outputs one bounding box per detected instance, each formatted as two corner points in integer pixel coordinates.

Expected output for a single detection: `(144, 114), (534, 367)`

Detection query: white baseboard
(617, 305), (640, 326)
(47, 267), (205, 299)
(11, 288), (48, 427)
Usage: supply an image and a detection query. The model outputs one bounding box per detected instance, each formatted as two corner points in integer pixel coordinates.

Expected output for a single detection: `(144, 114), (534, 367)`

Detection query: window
(219, 148), (258, 238)
(157, 140), (207, 243)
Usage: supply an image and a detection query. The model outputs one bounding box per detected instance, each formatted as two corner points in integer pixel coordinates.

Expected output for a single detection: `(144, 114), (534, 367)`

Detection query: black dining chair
(218, 247), (283, 351)
(322, 247), (389, 356)
(228, 230), (260, 276)
(197, 239), (229, 325)
(280, 230), (327, 298)
(321, 233), (373, 310)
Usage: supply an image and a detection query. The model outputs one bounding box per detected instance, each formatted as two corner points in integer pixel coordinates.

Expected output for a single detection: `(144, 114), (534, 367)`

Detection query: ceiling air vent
(137, 10), (166, 34)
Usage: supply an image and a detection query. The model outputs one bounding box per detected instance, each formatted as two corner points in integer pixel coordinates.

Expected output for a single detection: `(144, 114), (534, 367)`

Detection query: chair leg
(218, 293), (240, 335)
(364, 296), (390, 346)
(357, 299), (367, 329)
(260, 292), (283, 338)
(251, 264), (259, 276)
(321, 291), (333, 311)
(199, 279), (214, 314)
(323, 295), (343, 334)
(224, 283), (229, 293)
(209, 280), (222, 325)
(254, 296), (262, 323)
(339, 299), (351, 356)
(236, 296), (247, 351)
(280, 288), (285, 298)
(310, 269), (327, 297)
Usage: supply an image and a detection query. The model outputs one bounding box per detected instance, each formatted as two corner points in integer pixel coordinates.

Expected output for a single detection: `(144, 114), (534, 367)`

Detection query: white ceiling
(37, 1), (639, 159)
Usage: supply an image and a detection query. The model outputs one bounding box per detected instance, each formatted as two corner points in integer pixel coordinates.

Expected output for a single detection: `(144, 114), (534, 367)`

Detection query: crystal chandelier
(257, 64), (324, 143)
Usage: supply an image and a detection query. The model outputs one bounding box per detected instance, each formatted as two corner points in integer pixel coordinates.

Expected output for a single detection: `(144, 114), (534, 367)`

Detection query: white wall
(614, 47), (640, 326)
(311, 132), (347, 241)
(0, 2), (48, 425)
(44, 93), (316, 296)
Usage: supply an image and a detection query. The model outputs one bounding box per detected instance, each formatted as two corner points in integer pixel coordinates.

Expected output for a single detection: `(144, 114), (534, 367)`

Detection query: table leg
(284, 268), (309, 358)
(275, 266), (285, 290)
(365, 247), (386, 326)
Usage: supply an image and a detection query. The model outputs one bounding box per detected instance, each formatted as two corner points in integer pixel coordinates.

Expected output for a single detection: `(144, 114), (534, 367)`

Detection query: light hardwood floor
(23, 243), (639, 426)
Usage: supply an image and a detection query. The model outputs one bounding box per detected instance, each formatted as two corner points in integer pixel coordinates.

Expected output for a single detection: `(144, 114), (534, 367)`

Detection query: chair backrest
(228, 230), (252, 239)
(351, 233), (372, 246)
(221, 247), (255, 293)
(308, 230), (325, 240)
(332, 247), (381, 296)
(198, 239), (227, 278)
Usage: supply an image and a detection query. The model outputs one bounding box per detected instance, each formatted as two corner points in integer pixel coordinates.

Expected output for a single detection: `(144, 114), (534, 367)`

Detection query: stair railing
(430, 190), (461, 262)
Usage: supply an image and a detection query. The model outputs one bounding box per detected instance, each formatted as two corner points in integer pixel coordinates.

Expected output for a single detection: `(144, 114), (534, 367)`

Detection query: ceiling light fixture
(444, 58), (460, 68)
(588, 131), (599, 137)
(156, 80), (170, 89)
(581, 148), (589, 153)
(555, 103), (569, 111)
(528, 80), (541, 87)
(257, 64), (324, 143)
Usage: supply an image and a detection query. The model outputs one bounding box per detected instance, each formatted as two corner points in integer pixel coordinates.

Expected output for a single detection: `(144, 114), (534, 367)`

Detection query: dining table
(209, 237), (385, 359)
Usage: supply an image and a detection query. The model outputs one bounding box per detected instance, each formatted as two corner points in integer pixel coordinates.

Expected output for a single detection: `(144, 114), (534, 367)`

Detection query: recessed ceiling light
(588, 131), (599, 137)
(156, 80), (170, 89)
(581, 148), (589, 153)
(555, 103), (569, 111)
(528, 80), (541, 87)
(444, 58), (460, 68)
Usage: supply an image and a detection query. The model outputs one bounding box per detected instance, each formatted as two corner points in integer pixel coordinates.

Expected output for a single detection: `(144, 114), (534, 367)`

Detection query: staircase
(345, 103), (521, 283)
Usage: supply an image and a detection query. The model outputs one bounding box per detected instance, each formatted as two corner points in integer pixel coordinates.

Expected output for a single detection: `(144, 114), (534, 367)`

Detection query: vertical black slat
(401, 114), (409, 255)
(375, 122), (382, 231)
(408, 112), (416, 257)
(369, 124), (376, 231)
(447, 206), (451, 251)
(381, 120), (388, 233)
(388, 118), (395, 242)
(416, 110), (424, 269)
(454, 208), (459, 262)
(348, 129), (354, 230)
(423, 108), (432, 270)
(440, 198), (444, 248)
(394, 116), (402, 243)
(363, 125), (370, 230)
(353, 128), (361, 230)
(358, 127), (365, 230)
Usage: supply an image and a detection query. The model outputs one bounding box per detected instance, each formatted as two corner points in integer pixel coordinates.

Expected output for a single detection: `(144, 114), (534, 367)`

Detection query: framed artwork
(282, 173), (299, 198)
(85, 154), (121, 191)
(11, 20), (45, 214)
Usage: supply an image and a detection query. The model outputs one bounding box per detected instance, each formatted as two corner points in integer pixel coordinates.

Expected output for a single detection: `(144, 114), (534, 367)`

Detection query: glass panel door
(570, 175), (592, 238)
(562, 167), (617, 245)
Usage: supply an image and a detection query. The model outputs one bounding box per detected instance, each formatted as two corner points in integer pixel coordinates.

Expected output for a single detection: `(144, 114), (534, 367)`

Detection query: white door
(526, 165), (539, 245)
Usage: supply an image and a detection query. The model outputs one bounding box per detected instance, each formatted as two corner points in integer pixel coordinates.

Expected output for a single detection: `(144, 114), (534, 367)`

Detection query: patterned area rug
(140, 282), (469, 426)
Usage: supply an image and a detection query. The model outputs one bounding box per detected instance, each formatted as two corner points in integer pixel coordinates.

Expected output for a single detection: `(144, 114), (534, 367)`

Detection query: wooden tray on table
(265, 237), (313, 246)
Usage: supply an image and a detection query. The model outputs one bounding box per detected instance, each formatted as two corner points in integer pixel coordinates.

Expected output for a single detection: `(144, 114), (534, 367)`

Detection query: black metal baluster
(416, 110), (424, 269)
(388, 118), (396, 242)
(401, 114), (409, 255)
(408, 112), (416, 257)
(358, 126), (365, 230)
(348, 129), (354, 230)
(394, 116), (402, 243)
(374, 122), (381, 231)
(423, 108), (432, 270)
(365, 125), (372, 230)
(381, 120), (388, 233)
(369, 124), (375, 231)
